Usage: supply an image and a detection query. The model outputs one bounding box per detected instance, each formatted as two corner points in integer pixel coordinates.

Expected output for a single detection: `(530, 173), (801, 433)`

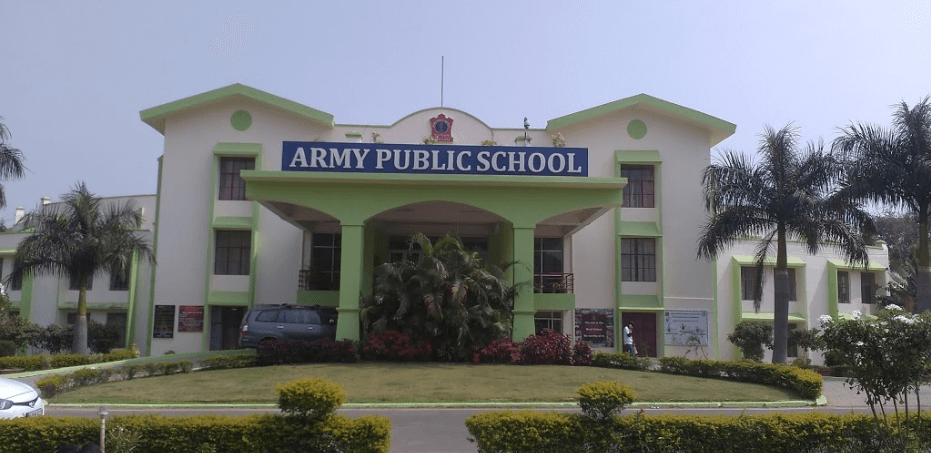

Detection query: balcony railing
(534, 273), (574, 294)
(298, 269), (340, 291)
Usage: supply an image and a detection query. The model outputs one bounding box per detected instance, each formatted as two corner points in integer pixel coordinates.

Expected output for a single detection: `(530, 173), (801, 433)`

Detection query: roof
(546, 93), (736, 147)
(140, 84), (335, 134)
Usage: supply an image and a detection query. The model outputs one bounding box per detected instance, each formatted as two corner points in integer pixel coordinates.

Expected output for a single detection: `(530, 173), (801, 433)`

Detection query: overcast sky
(2, 1), (929, 224)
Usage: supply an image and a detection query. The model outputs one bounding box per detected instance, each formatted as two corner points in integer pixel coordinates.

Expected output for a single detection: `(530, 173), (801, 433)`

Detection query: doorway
(210, 306), (246, 351)
(622, 312), (657, 357)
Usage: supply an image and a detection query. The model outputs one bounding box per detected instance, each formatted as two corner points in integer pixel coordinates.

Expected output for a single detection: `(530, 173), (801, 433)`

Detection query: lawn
(51, 362), (803, 405)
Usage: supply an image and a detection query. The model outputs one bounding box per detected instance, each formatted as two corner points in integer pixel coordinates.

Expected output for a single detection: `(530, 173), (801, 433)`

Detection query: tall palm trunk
(772, 225), (790, 364)
(918, 209), (931, 313)
(73, 284), (89, 354)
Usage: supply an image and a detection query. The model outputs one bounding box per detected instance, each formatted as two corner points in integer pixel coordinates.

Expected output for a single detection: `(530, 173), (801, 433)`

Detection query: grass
(50, 362), (802, 405)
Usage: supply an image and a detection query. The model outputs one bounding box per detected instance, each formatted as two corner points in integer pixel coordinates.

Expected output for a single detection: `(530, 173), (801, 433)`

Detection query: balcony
(534, 273), (574, 294)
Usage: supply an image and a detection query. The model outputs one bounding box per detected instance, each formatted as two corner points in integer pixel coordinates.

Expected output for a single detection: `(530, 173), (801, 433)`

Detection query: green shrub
(143, 362), (159, 377)
(655, 356), (823, 399)
(36, 374), (68, 398)
(576, 381), (635, 421)
(178, 360), (193, 373)
(0, 355), (47, 371)
(70, 368), (110, 386)
(592, 351), (651, 370)
(158, 362), (179, 376)
(49, 354), (92, 368)
(102, 348), (139, 362)
(199, 354), (256, 370)
(0, 340), (16, 357)
(276, 377), (347, 419)
(0, 413), (391, 453)
(727, 321), (773, 362)
(118, 364), (144, 380)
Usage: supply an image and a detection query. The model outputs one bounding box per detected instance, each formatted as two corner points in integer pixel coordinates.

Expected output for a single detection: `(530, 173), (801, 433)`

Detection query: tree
(360, 234), (515, 361)
(698, 125), (872, 364)
(10, 182), (154, 354)
(0, 117), (27, 209)
(833, 98), (931, 312)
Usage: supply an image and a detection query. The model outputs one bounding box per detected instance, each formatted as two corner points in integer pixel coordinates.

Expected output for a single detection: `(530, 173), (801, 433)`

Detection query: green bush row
(0, 413), (391, 453)
(0, 348), (138, 371)
(657, 356), (822, 399)
(591, 351), (652, 370)
(37, 361), (194, 398)
(466, 411), (901, 453)
(198, 353), (257, 370)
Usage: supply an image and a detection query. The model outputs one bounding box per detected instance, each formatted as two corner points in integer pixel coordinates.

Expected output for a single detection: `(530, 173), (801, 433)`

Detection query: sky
(2, 0), (930, 225)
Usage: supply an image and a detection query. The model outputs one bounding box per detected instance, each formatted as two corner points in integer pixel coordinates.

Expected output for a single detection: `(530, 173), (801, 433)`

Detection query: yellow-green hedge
(0, 413), (391, 453)
(466, 411), (896, 453)
(657, 357), (823, 399)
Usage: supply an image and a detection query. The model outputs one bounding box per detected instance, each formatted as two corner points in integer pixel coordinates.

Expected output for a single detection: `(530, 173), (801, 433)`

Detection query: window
(69, 273), (93, 291)
(214, 230), (251, 275)
(309, 233), (341, 290)
(620, 164), (655, 208)
(107, 312), (127, 348)
(534, 311), (563, 335)
(861, 272), (877, 303)
(740, 267), (758, 301)
(621, 238), (656, 282)
(534, 238), (564, 274)
(787, 268), (797, 302)
(838, 271), (850, 304)
(218, 157), (255, 201)
(9, 264), (21, 291)
(110, 266), (130, 291)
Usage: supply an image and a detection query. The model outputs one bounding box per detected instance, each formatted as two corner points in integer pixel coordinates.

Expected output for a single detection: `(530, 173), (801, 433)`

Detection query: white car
(0, 378), (44, 418)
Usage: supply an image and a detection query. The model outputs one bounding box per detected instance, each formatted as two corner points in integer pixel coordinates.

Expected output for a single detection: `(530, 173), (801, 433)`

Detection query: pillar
(512, 226), (536, 341)
(335, 223), (365, 341)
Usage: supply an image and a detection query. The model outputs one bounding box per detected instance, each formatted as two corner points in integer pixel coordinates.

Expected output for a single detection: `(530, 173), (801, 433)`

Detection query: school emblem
(429, 114), (454, 142)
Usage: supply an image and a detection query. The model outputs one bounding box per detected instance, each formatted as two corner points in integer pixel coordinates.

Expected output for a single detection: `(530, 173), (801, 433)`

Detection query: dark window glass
(255, 310), (280, 322)
(620, 164), (655, 208)
(534, 237), (564, 274)
(69, 273), (94, 291)
(741, 267), (758, 301)
(621, 238), (656, 282)
(838, 271), (850, 304)
(861, 272), (876, 303)
(309, 233), (341, 290)
(788, 268), (797, 302)
(218, 157), (255, 201)
(214, 230), (251, 275)
(110, 266), (130, 291)
(534, 311), (563, 335)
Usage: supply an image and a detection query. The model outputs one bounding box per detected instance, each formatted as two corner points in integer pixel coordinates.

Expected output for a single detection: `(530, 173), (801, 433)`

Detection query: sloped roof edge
(546, 93), (736, 146)
(139, 83), (335, 134)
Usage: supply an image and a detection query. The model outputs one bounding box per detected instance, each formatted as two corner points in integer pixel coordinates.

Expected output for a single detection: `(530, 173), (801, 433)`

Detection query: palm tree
(697, 125), (872, 364)
(10, 182), (154, 354)
(833, 98), (931, 313)
(0, 117), (27, 209)
(360, 234), (515, 361)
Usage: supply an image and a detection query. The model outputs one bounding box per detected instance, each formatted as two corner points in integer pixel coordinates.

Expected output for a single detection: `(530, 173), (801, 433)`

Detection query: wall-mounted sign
(664, 310), (709, 346)
(575, 308), (615, 348)
(178, 306), (204, 333)
(430, 114), (454, 142)
(153, 305), (175, 339)
(282, 141), (589, 177)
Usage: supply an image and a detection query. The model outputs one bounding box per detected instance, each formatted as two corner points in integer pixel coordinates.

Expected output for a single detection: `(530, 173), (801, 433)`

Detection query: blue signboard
(281, 141), (588, 177)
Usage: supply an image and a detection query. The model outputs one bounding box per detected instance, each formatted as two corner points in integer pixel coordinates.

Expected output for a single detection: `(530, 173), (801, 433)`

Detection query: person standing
(623, 322), (637, 356)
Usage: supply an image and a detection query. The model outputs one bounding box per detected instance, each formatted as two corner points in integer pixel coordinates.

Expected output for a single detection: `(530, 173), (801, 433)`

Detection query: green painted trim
(615, 150), (662, 163)
(212, 216), (253, 229)
(741, 312), (807, 323)
(125, 252), (140, 348)
(0, 248), (16, 254)
(731, 255), (806, 267)
(827, 258), (886, 271)
(140, 84), (334, 134)
(514, 136), (531, 143)
(204, 154), (219, 351)
(241, 170), (625, 190)
(212, 142), (262, 156)
(627, 120), (647, 139)
(18, 276), (33, 321)
(614, 164), (622, 349)
(344, 132), (363, 138)
(335, 224), (365, 341)
(731, 257), (743, 329)
(206, 291), (252, 305)
(533, 293), (575, 311)
(296, 290), (340, 307)
(512, 227), (536, 341)
(230, 110), (252, 131)
(618, 221), (661, 237)
(711, 257), (719, 360)
(57, 302), (133, 310)
(146, 156), (164, 355)
(248, 198), (260, 308)
(619, 294), (662, 309)
(545, 93), (736, 146)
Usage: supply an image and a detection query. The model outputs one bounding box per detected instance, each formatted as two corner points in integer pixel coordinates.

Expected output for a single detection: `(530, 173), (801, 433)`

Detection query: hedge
(656, 357), (823, 399)
(0, 413), (391, 453)
(0, 349), (138, 371)
(466, 411), (907, 453)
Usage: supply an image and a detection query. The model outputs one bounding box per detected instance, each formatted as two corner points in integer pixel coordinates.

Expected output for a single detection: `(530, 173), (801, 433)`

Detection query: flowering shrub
(520, 329), (572, 365)
(572, 341), (593, 366)
(473, 338), (522, 364)
(362, 330), (432, 361)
